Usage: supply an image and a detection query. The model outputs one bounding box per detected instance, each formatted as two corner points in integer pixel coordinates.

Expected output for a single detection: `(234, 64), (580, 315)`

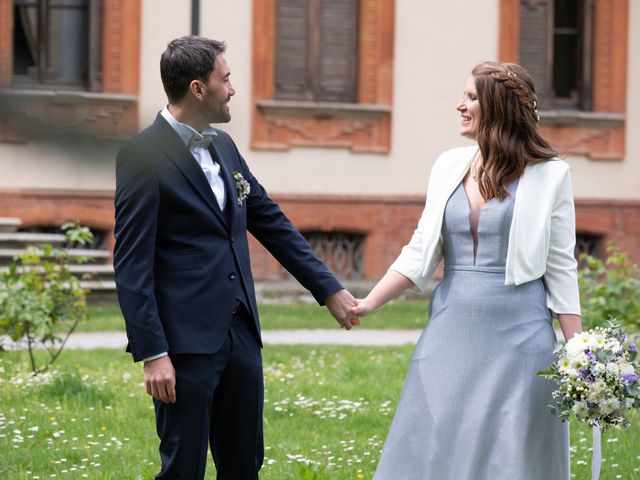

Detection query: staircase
(0, 217), (116, 303)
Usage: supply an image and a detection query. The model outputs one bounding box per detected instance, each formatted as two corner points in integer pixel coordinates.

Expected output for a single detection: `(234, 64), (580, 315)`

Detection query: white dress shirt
(160, 106), (227, 211)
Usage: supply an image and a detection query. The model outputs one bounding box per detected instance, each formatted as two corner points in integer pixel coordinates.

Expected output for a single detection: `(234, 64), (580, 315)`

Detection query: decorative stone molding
(251, 0), (395, 153)
(0, 90), (137, 141)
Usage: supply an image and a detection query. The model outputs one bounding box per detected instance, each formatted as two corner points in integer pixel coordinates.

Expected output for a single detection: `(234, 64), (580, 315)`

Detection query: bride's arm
(557, 314), (582, 341)
(352, 270), (415, 317)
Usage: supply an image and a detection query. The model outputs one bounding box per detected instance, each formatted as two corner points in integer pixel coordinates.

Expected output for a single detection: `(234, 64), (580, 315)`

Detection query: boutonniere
(232, 171), (251, 206)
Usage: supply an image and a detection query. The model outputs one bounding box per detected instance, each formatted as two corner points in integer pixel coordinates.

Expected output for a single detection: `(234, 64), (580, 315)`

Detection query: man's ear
(189, 79), (205, 100)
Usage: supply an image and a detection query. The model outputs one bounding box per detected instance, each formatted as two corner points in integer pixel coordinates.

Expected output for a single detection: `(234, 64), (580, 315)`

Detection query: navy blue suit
(114, 113), (342, 478)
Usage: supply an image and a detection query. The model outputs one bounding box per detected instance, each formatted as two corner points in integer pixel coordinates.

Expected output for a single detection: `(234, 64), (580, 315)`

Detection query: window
(275, 0), (358, 102)
(12, 0), (102, 90)
(0, 0), (139, 140)
(519, 0), (594, 110)
(499, 0), (628, 160)
(251, 0), (394, 153)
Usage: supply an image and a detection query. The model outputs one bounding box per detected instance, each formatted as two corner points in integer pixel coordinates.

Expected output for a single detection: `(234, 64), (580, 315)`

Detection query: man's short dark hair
(160, 36), (227, 104)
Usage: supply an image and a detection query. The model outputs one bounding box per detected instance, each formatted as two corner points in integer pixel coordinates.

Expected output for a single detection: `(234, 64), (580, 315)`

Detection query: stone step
(0, 263), (115, 280)
(0, 232), (67, 248)
(69, 264), (115, 281)
(0, 217), (22, 233)
(0, 248), (111, 266)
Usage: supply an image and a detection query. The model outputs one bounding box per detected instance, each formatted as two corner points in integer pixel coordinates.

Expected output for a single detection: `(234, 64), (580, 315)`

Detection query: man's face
(201, 53), (235, 123)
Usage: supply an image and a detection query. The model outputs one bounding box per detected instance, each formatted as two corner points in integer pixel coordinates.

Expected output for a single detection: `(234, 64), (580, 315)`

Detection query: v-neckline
(460, 181), (490, 265)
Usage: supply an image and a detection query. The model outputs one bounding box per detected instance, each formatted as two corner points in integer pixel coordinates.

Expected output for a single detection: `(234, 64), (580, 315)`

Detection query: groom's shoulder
(118, 118), (166, 159)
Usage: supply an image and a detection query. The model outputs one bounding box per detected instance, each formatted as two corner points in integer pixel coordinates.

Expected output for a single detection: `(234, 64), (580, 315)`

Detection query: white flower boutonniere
(232, 171), (251, 206)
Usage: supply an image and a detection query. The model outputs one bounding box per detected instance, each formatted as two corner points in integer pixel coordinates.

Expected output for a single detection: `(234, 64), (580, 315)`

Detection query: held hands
(351, 297), (375, 317)
(143, 355), (176, 404)
(325, 289), (361, 329)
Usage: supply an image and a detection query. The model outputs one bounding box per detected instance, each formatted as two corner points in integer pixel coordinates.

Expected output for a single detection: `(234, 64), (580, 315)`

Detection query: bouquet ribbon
(591, 423), (601, 480)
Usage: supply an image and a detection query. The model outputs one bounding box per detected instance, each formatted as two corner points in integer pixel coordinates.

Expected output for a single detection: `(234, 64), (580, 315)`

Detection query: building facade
(0, 0), (638, 282)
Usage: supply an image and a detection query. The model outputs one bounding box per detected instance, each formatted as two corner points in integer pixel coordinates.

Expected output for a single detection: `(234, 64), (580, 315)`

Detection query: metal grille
(575, 232), (601, 259)
(280, 230), (365, 281)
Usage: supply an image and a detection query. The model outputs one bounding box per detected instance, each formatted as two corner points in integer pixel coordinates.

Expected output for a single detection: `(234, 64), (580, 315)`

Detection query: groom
(113, 35), (358, 479)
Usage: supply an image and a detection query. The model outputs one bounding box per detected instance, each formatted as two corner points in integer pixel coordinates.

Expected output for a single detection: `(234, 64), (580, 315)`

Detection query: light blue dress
(374, 179), (569, 480)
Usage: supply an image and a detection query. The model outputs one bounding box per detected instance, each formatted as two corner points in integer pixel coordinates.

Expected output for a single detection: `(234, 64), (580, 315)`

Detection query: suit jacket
(389, 145), (581, 315)
(114, 114), (343, 362)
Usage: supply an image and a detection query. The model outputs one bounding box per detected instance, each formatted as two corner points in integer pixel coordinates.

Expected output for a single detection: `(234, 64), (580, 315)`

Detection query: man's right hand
(143, 355), (176, 404)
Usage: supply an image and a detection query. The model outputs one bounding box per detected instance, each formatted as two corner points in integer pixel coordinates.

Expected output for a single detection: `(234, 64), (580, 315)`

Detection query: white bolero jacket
(390, 145), (581, 316)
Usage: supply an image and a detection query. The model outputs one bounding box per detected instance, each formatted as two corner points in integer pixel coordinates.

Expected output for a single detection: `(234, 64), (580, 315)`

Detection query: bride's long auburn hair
(471, 61), (557, 200)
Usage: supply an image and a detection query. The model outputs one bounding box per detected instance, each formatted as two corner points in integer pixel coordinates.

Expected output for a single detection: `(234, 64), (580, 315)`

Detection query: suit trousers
(154, 306), (264, 479)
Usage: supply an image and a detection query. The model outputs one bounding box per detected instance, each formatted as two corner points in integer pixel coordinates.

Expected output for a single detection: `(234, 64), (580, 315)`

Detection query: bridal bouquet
(538, 323), (640, 479)
(538, 324), (640, 431)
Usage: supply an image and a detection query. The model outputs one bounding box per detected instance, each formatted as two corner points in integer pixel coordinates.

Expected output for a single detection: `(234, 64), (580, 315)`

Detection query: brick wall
(0, 188), (638, 280)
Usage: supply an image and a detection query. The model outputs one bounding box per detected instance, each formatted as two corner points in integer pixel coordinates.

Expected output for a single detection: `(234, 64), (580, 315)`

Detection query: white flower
(558, 357), (572, 373)
(606, 363), (620, 376)
(619, 363), (635, 376)
(595, 363), (606, 374)
(573, 401), (589, 418)
(586, 380), (606, 404)
(565, 334), (590, 356)
(607, 339), (622, 352)
(600, 398), (620, 415)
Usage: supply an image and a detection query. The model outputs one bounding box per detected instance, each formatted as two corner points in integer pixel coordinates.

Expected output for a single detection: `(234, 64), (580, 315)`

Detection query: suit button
(229, 273), (236, 280)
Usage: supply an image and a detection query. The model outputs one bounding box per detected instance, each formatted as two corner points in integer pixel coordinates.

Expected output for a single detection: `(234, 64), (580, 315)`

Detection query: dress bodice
(441, 178), (519, 268)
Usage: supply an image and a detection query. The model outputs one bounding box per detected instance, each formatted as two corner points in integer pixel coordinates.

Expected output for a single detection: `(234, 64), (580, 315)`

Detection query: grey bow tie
(188, 133), (214, 150)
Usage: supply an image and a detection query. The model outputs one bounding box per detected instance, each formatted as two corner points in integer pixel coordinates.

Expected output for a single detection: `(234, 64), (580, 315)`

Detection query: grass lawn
(78, 300), (430, 333)
(1, 347), (639, 479)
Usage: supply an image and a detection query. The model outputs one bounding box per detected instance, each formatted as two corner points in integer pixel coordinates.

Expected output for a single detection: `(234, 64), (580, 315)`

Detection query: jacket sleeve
(388, 202), (443, 293)
(113, 143), (168, 362)
(543, 167), (581, 316)
(388, 156), (446, 292)
(231, 150), (343, 305)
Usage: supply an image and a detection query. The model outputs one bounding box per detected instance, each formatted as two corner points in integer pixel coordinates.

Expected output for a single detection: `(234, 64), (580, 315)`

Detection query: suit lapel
(209, 137), (237, 231)
(152, 115), (228, 227)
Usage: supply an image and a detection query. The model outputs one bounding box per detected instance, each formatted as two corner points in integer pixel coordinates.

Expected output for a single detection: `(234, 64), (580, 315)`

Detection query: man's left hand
(326, 289), (360, 330)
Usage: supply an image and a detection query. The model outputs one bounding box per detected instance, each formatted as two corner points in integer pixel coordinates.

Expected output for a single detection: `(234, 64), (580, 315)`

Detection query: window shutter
(315, 0), (358, 102)
(88, 0), (103, 92)
(519, 0), (552, 105)
(275, 0), (310, 100)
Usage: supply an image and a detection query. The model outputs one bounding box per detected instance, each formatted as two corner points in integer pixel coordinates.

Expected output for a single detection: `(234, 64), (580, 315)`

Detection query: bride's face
(456, 75), (480, 139)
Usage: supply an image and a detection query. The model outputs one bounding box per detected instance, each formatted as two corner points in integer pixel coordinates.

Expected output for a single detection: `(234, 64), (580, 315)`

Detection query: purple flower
(621, 373), (638, 383)
(579, 368), (593, 382)
(585, 351), (596, 362)
(629, 343), (637, 353)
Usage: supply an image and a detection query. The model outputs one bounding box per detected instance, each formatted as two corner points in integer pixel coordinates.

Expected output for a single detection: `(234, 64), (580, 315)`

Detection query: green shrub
(578, 244), (640, 331)
(0, 222), (93, 373)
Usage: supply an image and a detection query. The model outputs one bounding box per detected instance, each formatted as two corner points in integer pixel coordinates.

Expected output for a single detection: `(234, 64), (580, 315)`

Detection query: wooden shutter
(519, 0), (552, 106)
(275, 0), (358, 102)
(88, 0), (103, 91)
(315, 0), (358, 102)
(275, 0), (310, 100)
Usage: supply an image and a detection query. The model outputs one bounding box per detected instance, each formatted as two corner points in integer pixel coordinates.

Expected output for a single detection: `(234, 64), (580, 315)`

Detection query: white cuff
(142, 352), (168, 363)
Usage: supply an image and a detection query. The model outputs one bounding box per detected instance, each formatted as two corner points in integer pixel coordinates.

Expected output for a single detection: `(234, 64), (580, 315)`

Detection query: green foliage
(578, 244), (640, 331)
(0, 222), (94, 373)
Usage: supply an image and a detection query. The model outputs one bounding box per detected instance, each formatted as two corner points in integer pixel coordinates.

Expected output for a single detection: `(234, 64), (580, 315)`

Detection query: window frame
(12, 0), (99, 90)
(499, 0), (628, 160)
(251, 0), (395, 154)
(0, 0), (140, 140)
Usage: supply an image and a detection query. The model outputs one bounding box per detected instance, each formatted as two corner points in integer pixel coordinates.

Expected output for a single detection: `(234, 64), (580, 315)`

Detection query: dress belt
(444, 265), (506, 274)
